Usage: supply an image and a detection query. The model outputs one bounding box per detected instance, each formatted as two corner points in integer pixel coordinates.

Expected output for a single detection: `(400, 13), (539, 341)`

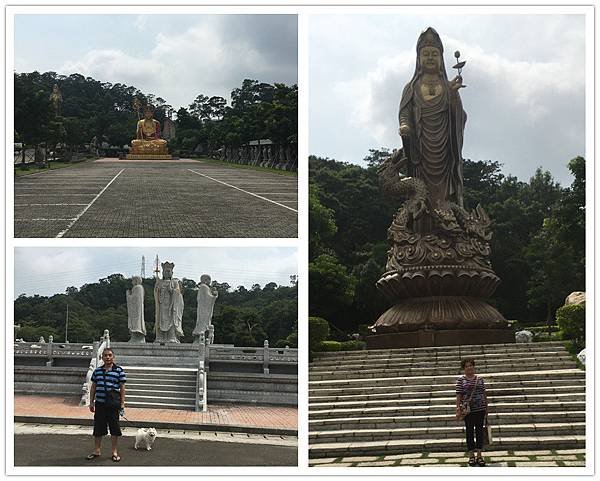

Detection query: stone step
(310, 392), (585, 411)
(126, 382), (196, 392)
(313, 342), (567, 359)
(126, 387), (196, 397)
(310, 422), (586, 443)
(310, 384), (585, 403)
(309, 435), (585, 458)
(309, 401), (585, 420)
(310, 369), (584, 389)
(310, 361), (577, 380)
(126, 400), (196, 410)
(311, 350), (571, 368)
(127, 393), (196, 403)
(309, 410), (586, 430)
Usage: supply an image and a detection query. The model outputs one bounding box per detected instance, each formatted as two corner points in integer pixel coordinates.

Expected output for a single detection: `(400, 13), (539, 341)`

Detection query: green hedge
(309, 317), (330, 351)
(556, 304), (585, 351)
(319, 340), (341, 352)
(340, 340), (366, 351)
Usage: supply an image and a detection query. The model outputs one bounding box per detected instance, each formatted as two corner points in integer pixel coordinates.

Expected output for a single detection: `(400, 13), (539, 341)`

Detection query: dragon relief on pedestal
(378, 148), (494, 273)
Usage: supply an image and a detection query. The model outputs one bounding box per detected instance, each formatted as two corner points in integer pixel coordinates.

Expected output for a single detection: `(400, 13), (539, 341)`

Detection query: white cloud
(59, 18), (296, 109)
(311, 15), (585, 184)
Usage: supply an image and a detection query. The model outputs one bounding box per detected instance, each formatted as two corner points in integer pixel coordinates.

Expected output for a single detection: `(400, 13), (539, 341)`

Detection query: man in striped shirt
(86, 348), (126, 462)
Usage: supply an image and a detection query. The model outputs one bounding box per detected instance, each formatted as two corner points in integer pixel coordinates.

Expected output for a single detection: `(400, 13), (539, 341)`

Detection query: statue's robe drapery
(193, 284), (217, 336)
(399, 77), (466, 209)
(126, 284), (146, 335)
(154, 278), (184, 342)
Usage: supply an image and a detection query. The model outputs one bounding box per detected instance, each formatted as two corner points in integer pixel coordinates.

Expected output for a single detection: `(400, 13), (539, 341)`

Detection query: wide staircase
(309, 341), (585, 460)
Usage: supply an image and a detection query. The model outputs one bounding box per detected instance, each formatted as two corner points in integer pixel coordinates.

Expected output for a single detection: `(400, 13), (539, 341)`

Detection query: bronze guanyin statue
(369, 27), (512, 348)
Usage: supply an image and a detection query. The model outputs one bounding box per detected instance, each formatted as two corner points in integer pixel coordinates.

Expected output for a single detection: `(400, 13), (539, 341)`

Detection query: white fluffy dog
(134, 427), (157, 450)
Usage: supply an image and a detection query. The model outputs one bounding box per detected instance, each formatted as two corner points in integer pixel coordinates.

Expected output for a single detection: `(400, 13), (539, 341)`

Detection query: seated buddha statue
(130, 105), (169, 155)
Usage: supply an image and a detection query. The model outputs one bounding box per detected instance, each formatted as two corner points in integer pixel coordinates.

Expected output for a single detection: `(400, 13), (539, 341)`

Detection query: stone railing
(208, 342), (298, 374)
(215, 140), (297, 172)
(14, 341), (95, 366)
(196, 333), (208, 412)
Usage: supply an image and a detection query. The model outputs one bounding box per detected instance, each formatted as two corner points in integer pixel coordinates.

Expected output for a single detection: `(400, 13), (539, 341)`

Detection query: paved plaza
(14, 395), (297, 435)
(308, 449), (586, 468)
(14, 428), (297, 466)
(14, 159), (298, 238)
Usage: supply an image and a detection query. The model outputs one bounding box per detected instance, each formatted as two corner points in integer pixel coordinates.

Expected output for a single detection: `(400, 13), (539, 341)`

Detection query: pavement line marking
(15, 203), (89, 206)
(56, 168), (125, 238)
(187, 169), (298, 213)
(15, 218), (76, 221)
(15, 193), (98, 196)
(253, 193), (298, 195)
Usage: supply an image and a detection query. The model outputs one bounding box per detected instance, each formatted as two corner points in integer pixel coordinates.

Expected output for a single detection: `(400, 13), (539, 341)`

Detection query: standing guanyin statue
(369, 27), (511, 349)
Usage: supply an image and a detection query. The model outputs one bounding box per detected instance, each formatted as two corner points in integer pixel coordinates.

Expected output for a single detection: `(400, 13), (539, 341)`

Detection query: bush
(309, 317), (329, 351)
(318, 340), (341, 352)
(340, 340), (366, 351)
(556, 304), (585, 350)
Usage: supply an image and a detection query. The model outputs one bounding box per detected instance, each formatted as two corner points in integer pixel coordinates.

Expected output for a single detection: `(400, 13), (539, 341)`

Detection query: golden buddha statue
(128, 104), (170, 158)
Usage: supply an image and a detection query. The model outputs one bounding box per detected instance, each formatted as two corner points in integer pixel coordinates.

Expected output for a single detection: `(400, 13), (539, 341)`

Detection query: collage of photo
(6, 4), (592, 477)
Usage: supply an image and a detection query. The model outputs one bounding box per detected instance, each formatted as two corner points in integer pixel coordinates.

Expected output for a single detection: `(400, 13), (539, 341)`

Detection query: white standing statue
(194, 274), (218, 344)
(126, 275), (146, 343)
(154, 262), (184, 343)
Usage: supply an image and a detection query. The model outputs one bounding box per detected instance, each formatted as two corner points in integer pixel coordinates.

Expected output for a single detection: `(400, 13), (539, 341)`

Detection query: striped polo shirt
(91, 364), (126, 405)
(455, 375), (487, 412)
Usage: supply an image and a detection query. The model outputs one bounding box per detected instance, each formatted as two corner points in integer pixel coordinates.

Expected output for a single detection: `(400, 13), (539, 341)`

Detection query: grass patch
(194, 157), (297, 177)
(14, 161), (77, 177)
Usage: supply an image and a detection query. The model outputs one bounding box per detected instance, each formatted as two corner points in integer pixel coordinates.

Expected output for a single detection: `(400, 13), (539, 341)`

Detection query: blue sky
(309, 13), (586, 186)
(14, 247), (298, 298)
(15, 14), (298, 110)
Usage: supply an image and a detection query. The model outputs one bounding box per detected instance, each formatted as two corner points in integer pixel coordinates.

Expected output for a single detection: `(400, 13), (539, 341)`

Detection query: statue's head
(200, 274), (211, 285)
(143, 104), (156, 120)
(161, 261), (175, 279)
(52, 84), (59, 93)
(132, 275), (142, 286)
(416, 27), (444, 75)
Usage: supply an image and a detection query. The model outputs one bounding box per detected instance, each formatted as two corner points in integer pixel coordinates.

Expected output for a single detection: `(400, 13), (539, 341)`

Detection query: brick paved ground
(15, 395), (297, 431)
(14, 159), (297, 238)
(309, 449), (586, 468)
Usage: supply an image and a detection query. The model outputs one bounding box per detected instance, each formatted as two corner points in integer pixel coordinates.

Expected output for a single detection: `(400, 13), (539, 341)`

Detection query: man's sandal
(111, 454), (121, 462)
(476, 457), (486, 467)
(468, 456), (476, 466)
(86, 453), (100, 460)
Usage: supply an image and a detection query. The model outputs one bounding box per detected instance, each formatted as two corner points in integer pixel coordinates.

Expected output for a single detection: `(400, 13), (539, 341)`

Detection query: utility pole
(65, 303), (69, 343)
(141, 255), (146, 278)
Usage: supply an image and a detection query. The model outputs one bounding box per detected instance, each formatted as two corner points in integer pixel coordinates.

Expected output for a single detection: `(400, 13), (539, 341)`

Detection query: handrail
(79, 330), (110, 407)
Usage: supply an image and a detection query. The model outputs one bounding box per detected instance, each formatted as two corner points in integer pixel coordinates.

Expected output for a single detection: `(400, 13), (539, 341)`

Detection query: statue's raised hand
(399, 123), (410, 136)
(449, 75), (466, 90)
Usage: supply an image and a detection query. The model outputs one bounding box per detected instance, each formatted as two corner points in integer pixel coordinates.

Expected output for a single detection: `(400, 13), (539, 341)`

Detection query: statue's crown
(161, 261), (174, 270)
(144, 104), (155, 113)
(417, 27), (443, 53)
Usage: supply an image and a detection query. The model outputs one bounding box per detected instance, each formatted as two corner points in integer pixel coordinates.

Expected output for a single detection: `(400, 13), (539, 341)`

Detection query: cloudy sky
(309, 14), (586, 186)
(14, 14), (297, 109)
(14, 247), (298, 298)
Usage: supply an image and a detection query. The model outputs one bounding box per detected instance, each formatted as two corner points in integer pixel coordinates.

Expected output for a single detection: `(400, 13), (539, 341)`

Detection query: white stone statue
(154, 262), (184, 343)
(126, 276), (146, 343)
(193, 274), (218, 344)
(577, 348), (586, 366)
(515, 330), (533, 343)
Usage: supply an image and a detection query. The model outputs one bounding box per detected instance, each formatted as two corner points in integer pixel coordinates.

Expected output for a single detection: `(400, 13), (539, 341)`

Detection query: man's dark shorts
(93, 404), (122, 437)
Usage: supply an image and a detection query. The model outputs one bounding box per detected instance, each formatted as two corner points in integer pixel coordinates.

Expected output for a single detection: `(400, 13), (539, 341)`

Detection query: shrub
(340, 340), (366, 351)
(556, 304), (585, 350)
(309, 317), (330, 351)
(318, 340), (341, 352)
